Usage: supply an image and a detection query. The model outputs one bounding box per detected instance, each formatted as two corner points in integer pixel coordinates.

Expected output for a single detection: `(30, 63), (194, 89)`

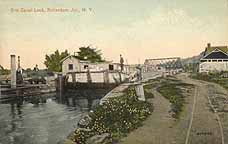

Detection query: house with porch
(199, 43), (228, 73)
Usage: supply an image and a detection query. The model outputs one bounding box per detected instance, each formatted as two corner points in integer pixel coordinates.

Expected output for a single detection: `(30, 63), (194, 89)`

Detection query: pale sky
(0, 0), (228, 69)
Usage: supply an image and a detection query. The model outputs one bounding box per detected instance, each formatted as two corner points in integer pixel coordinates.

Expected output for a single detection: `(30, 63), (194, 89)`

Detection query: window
(218, 60), (222, 62)
(109, 64), (114, 70)
(200, 60), (207, 62)
(68, 64), (73, 70)
(212, 60), (217, 62)
(84, 65), (88, 69)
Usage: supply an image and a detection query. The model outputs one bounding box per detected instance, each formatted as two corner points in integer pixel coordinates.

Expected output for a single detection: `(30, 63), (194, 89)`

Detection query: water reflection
(56, 92), (100, 111)
(0, 91), (102, 144)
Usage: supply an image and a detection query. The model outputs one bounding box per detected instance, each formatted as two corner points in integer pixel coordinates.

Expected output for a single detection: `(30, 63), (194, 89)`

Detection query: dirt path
(120, 88), (175, 144)
(120, 73), (228, 144)
(120, 76), (195, 144)
(177, 74), (225, 144)
(185, 87), (198, 144)
(210, 83), (228, 144)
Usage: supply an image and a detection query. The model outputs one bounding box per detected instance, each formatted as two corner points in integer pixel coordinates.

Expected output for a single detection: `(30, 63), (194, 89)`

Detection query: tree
(77, 46), (105, 63)
(0, 65), (3, 70)
(44, 50), (69, 72)
(0, 65), (10, 75)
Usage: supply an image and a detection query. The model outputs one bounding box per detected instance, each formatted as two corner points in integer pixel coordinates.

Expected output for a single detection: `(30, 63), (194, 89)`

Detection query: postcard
(0, 0), (228, 144)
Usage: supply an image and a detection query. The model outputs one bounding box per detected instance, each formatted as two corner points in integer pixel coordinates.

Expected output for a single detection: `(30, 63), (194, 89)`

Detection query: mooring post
(0, 85), (1, 99)
(72, 73), (76, 83)
(118, 71), (122, 83)
(10, 55), (16, 88)
(87, 69), (92, 83)
(135, 65), (145, 101)
(59, 75), (63, 102)
(135, 82), (145, 101)
(59, 76), (62, 92)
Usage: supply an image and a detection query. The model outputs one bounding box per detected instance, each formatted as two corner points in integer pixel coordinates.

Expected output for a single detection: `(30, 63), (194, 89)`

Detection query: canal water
(0, 93), (101, 144)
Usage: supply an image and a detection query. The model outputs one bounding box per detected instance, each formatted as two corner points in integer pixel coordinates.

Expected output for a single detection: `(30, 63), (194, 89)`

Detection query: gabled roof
(203, 51), (228, 59)
(201, 46), (228, 59)
(204, 46), (228, 56)
(60, 55), (85, 63)
(60, 55), (75, 63)
(60, 55), (111, 64)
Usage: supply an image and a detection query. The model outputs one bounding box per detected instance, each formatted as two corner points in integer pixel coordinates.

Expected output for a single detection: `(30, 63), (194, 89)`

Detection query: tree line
(44, 46), (105, 72)
(0, 65), (10, 75)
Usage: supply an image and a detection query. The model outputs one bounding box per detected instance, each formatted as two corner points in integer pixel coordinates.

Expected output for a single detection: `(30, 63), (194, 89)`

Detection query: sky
(0, 0), (228, 69)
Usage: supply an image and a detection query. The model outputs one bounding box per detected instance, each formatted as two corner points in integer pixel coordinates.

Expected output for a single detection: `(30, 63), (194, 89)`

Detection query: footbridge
(144, 57), (183, 73)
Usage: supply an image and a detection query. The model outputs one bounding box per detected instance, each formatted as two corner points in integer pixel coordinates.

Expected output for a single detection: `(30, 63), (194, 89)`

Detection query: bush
(144, 89), (154, 99)
(72, 87), (153, 144)
(191, 73), (228, 89)
(143, 84), (155, 99)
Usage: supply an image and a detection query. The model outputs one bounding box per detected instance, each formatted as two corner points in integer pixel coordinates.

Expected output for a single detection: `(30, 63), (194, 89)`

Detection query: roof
(204, 46), (228, 56)
(79, 60), (90, 63)
(60, 55), (111, 64)
(60, 55), (89, 63)
(60, 55), (75, 63)
(203, 51), (228, 59)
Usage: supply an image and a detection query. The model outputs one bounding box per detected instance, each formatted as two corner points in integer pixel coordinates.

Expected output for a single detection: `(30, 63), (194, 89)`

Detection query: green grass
(143, 84), (155, 99)
(144, 89), (154, 99)
(72, 87), (153, 144)
(191, 73), (228, 89)
(157, 78), (193, 119)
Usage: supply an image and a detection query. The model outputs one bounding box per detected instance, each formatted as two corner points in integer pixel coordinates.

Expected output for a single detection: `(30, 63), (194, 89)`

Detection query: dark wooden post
(72, 73), (76, 83)
(87, 69), (92, 83)
(119, 71), (122, 83)
(103, 70), (109, 84)
(56, 75), (63, 92)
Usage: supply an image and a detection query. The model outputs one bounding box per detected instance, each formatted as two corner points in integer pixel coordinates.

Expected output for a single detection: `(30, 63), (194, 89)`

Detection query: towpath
(121, 73), (228, 144)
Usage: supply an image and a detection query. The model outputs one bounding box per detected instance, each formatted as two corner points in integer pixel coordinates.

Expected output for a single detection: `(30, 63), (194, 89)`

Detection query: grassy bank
(191, 72), (228, 89)
(143, 84), (155, 99)
(70, 87), (153, 144)
(157, 77), (194, 118)
(143, 77), (161, 99)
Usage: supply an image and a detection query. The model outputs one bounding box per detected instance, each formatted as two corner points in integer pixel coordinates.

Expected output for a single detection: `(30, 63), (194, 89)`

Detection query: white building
(199, 43), (228, 73)
(61, 55), (130, 75)
(60, 55), (131, 83)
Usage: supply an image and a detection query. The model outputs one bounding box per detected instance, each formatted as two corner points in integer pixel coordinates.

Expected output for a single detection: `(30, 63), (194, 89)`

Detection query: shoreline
(64, 81), (154, 144)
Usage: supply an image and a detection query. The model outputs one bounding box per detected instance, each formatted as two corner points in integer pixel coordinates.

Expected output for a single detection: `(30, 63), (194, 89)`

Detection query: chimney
(18, 56), (20, 69)
(207, 43), (211, 48)
(10, 55), (16, 88)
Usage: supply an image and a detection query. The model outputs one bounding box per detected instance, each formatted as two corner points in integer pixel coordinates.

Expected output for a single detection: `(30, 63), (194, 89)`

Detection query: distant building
(144, 57), (182, 72)
(199, 43), (228, 73)
(61, 55), (130, 75)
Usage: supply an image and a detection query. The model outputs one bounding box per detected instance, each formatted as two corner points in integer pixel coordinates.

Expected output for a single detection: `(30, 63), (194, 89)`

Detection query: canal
(0, 92), (101, 144)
